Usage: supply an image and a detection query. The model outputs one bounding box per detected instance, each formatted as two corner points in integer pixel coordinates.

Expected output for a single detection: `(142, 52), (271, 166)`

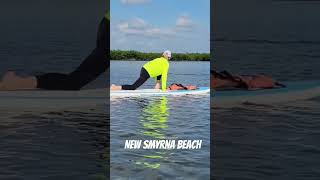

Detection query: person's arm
(161, 66), (169, 91)
(154, 75), (161, 89)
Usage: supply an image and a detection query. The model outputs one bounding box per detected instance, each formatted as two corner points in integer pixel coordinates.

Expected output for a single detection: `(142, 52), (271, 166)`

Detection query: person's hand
(154, 82), (160, 89)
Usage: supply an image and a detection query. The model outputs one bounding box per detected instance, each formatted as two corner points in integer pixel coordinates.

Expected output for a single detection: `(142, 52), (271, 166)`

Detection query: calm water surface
(213, 1), (320, 178)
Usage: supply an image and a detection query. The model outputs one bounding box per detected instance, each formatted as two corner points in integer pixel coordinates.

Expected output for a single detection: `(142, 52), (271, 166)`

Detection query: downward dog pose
(111, 50), (171, 91)
(0, 13), (109, 91)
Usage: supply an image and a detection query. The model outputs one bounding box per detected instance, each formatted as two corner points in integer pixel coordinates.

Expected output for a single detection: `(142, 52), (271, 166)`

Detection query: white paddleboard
(212, 81), (320, 107)
(0, 89), (107, 112)
(111, 87), (210, 98)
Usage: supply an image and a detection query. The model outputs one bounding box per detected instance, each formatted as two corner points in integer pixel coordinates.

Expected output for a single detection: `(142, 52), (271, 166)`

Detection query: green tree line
(110, 50), (210, 61)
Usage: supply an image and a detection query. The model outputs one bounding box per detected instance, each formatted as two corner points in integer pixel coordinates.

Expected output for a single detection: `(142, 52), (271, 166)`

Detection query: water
(0, 1), (108, 179)
(213, 1), (320, 179)
(110, 61), (210, 179)
(0, 110), (108, 179)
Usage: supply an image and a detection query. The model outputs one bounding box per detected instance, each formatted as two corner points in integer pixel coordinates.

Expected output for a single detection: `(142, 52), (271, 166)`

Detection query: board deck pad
(212, 81), (320, 107)
(110, 87), (210, 97)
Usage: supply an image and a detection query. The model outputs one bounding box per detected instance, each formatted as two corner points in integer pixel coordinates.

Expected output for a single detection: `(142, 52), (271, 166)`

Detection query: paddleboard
(212, 81), (320, 107)
(111, 87), (210, 98)
(0, 89), (107, 111)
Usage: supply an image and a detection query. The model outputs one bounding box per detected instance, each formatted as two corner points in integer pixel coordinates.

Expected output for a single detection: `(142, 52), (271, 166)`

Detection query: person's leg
(0, 17), (108, 91)
(121, 68), (150, 90)
(36, 17), (109, 90)
(36, 48), (107, 90)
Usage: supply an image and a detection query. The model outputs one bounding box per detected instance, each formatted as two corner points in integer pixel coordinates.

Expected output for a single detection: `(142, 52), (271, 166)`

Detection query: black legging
(122, 68), (162, 90)
(122, 68), (150, 90)
(36, 17), (109, 90)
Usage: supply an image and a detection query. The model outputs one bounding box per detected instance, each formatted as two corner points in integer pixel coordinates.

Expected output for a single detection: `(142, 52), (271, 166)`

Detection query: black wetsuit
(36, 17), (109, 90)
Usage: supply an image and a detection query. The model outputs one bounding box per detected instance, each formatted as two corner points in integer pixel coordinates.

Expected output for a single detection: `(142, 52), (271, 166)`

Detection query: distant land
(111, 50), (210, 61)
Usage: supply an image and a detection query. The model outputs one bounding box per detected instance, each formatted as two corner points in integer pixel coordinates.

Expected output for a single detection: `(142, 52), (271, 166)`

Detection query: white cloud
(111, 15), (209, 53)
(120, 0), (151, 5)
(118, 22), (143, 35)
(117, 18), (147, 35)
(129, 18), (148, 29)
(176, 15), (195, 30)
(117, 18), (176, 38)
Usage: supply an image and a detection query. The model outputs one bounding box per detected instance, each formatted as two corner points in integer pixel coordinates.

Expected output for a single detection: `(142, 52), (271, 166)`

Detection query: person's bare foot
(0, 71), (37, 90)
(110, 84), (122, 90)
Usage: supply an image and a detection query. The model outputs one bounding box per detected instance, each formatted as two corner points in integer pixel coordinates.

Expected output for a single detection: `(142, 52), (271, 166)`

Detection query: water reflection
(139, 96), (169, 138)
(135, 96), (169, 169)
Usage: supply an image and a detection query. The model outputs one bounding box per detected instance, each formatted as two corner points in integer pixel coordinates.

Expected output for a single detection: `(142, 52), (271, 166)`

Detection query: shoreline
(110, 50), (210, 61)
(111, 59), (210, 62)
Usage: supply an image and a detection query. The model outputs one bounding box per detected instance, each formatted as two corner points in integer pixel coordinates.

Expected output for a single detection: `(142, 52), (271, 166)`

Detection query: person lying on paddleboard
(110, 50), (171, 91)
(211, 70), (286, 90)
(0, 13), (109, 91)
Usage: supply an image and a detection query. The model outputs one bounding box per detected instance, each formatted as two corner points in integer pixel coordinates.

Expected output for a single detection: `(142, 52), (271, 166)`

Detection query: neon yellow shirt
(143, 57), (169, 91)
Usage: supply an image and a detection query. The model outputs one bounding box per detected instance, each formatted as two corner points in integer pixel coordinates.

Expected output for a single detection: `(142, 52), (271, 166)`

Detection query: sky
(111, 0), (210, 53)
